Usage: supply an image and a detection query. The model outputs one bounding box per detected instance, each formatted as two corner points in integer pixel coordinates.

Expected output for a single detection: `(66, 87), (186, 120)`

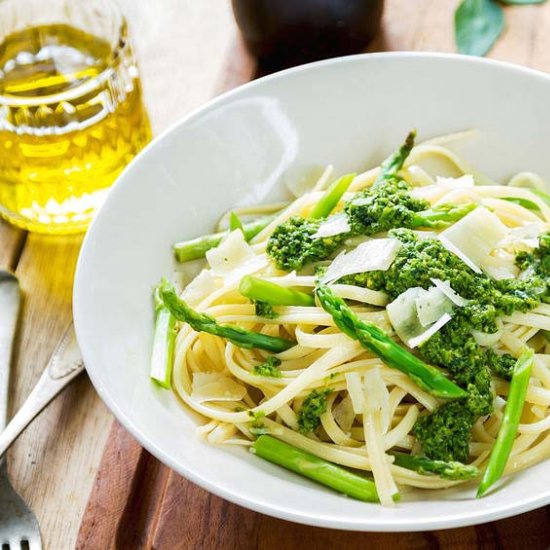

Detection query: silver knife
(0, 322), (84, 458)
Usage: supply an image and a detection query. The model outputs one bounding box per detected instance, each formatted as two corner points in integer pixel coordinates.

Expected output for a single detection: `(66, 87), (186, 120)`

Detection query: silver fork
(0, 271), (42, 550)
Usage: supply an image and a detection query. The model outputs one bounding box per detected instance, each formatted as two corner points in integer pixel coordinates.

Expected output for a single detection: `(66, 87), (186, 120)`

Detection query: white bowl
(74, 53), (550, 531)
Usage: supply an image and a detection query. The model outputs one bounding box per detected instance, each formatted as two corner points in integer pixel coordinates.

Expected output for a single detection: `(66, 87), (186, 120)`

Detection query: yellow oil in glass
(0, 24), (151, 233)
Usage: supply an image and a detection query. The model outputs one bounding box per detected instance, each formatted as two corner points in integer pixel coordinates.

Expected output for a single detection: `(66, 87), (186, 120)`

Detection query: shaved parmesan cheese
(387, 286), (454, 348)
(312, 213), (351, 239)
(333, 395), (355, 433)
(498, 222), (544, 252)
(439, 235), (482, 273)
(481, 252), (519, 280)
(386, 287), (426, 344)
(182, 269), (217, 306)
(345, 372), (366, 414)
(439, 207), (509, 274)
(430, 278), (469, 307)
(407, 313), (452, 348)
(415, 286), (454, 327)
(206, 230), (267, 284)
(321, 238), (401, 284)
(191, 373), (247, 403)
(207, 230), (252, 272)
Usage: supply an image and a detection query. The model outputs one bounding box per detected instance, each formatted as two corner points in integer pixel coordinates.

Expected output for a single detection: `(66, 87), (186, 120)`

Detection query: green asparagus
(252, 435), (379, 502)
(391, 452), (478, 481)
(503, 189), (550, 211)
(240, 276), (315, 307)
(229, 211), (244, 232)
(173, 215), (275, 262)
(310, 173), (356, 219)
(150, 287), (176, 388)
(373, 129), (416, 187)
(502, 197), (541, 211)
(159, 279), (295, 353)
(315, 284), (467, 399)
(477, 349), (534, 497)
(409, 203), (477, 228)
(531, 188), (550, 207)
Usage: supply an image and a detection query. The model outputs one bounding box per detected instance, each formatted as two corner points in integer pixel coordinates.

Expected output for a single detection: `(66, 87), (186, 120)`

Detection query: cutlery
(0, 322), (84, 459)
(0, 270), (42, 549)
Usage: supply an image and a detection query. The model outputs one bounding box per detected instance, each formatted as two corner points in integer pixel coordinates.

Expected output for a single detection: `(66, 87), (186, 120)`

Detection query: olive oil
(0, 23), (151, 233)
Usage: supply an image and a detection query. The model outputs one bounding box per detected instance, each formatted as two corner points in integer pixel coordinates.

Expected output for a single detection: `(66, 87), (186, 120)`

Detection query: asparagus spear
(391, 452), (478, 481)
(159, 280), (295, 353)
(315, 285), (467, 399)
(477, 349), (534, 498)
(239, 276), (315, 307)
(150, 287), (176, 388)
(310, 173), (356, 220)
(173, 215), (275, 263)
(229, 211), (244, 232)
(502, 197), (541, 211)
(531, 188), (550, 207)
(373, 130), (416, 187)
(410, 203), (477, 228)
(252, 435), (379, 502)
(503, 189), (550, 211)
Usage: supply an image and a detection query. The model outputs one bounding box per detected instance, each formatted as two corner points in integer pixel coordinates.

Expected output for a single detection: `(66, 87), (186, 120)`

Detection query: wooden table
(3, 1), (550, 549)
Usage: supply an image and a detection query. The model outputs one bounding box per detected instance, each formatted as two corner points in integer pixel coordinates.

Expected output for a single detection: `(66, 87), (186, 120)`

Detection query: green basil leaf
(500, 0), (545, 4)
(455, 0), (505, 56)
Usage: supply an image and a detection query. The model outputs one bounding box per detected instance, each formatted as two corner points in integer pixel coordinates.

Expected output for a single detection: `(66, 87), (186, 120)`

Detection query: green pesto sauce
(297, 388), (333, 434)
(264, 127), (550, 462)
(267, 176), (474, 273)
(266, 216), (348, 271)
(344, 176), (429, 235)
(343, 229), (549, 462)
(254, 300), (278, 319)
(248, 410), (269, 436)
(346, 228), (546, 326)
(516, 232), (550, 280)
(253, 356), (282, 378)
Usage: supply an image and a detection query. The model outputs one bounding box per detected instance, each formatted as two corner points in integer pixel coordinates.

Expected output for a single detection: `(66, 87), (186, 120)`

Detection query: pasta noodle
(164, 133), (550, 505)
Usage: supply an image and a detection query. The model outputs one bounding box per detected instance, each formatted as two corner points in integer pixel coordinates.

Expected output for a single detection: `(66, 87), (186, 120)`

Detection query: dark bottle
(232, 0), (384, 72)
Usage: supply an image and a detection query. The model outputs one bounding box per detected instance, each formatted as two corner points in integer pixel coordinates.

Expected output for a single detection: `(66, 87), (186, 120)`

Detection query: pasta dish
(151, 130), (550, 505)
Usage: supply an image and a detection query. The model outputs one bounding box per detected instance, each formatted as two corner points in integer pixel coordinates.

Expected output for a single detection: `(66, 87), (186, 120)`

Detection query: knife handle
(0, 322), (85, 458)
(0, 272), (20, 433)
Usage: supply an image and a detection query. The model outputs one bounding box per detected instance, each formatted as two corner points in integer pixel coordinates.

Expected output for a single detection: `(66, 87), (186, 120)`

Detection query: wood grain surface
(2, 1), (550, 549)
(0, 2), (234, 550)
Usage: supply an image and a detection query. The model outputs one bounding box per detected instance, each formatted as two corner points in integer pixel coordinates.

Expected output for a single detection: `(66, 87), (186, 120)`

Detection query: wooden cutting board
(77, 5), (550, 548)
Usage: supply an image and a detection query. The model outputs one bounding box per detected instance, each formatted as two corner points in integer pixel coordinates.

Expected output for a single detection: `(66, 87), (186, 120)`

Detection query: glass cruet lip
(0, 0), (132, 106)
